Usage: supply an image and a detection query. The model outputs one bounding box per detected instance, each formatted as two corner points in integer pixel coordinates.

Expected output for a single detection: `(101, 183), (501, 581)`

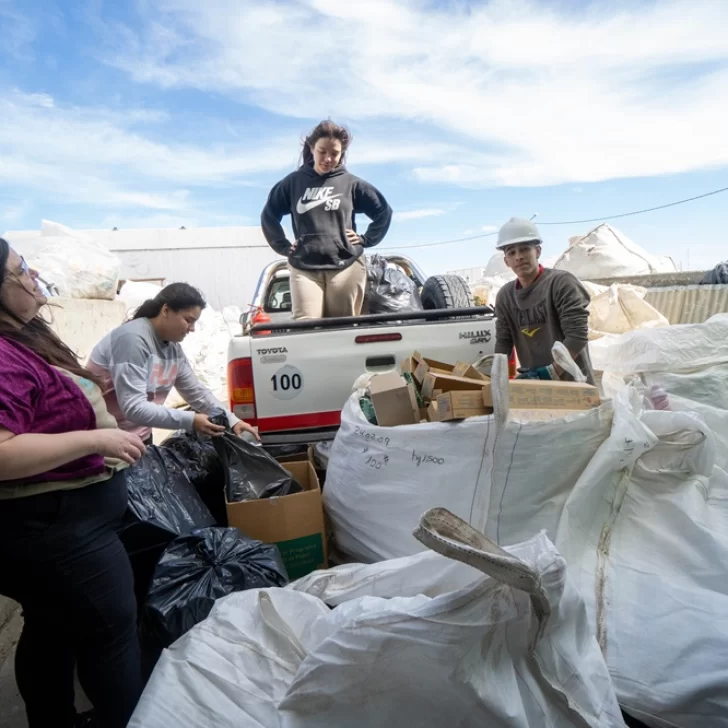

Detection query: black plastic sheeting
(141, 527), (288, 651)
(212, 433), (302, 503)
(701, 262), (728, 285)
(162, 428), (227, 525)
(363, 255), (423, 314)
(161, 409), (303, 510)
(121, 446), (216, 557)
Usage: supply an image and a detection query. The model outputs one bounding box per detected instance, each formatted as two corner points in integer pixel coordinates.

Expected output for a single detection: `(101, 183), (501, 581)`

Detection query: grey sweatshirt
(494, 268), (595, 385)
(88, 317), (239, 440)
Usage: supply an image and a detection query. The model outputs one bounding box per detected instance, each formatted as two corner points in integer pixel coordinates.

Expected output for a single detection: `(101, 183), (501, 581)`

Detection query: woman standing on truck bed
(0, 238), (146, 728)
(87, 283), (259, 445)
(261, 119), (393, 319)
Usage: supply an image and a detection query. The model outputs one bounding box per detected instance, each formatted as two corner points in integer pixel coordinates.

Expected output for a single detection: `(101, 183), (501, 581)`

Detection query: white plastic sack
(117, 280), (163, 318)
(588, 284), (669, 340)
(178, 305), (234, 401)
(554, 223), (676, 279)
(557, 388), (728, 727)
(470, 273), (512, 306)
(129, 509), (624, 728)
(24, 220), (120, 300)
(590, 313), (728, 376)
(324, 355), (613, 563)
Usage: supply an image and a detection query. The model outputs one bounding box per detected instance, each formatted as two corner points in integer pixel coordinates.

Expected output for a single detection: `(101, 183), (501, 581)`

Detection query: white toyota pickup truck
(227, 255), (498, 444)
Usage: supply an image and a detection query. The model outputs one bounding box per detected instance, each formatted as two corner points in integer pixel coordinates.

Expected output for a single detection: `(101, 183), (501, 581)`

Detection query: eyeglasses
(3, 256), (33, 287)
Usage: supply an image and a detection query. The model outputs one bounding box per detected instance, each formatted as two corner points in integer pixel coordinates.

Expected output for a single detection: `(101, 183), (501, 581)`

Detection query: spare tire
(420, 275), (474, 310)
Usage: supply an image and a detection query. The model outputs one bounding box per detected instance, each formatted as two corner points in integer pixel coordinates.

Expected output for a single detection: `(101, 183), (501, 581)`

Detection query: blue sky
(1, 0), (727, 275)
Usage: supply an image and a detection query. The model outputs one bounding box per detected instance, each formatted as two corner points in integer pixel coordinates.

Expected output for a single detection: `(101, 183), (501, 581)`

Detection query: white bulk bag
(324, 354), (612, 562)
(553, 223), (676, 279)
(25, 220), (120, 300)
(129, 508), (624, 728)
(557, 388), (728, 727)
(590, 313), (728, 376)
(588, 284), (669, 340)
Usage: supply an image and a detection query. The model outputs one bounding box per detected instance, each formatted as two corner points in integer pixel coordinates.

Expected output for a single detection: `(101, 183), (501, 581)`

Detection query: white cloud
(103, 0), (728, 187)
(480, 225), (498, 233)
(393, 208), (446, 222)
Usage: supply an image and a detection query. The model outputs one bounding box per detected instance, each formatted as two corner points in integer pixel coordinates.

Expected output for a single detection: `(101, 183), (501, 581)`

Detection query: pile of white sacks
(130, 313), (728, 727)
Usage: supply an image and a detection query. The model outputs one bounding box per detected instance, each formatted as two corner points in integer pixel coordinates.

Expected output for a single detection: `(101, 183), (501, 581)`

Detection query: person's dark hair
(301, 119), (352, 168)
(132, 282), (206, 320)
(0, 238), (101, 383)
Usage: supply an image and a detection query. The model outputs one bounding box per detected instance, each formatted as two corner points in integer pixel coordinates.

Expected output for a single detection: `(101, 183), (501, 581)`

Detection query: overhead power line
(380, 184), (728, 251)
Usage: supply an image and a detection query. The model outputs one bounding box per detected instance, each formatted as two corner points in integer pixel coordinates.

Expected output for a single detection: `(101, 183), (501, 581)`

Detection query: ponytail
(132, 282), (206, 321)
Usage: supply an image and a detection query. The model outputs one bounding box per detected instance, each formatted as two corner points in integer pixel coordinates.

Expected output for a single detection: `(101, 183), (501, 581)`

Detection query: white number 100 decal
(270, 365), (304, 400)
(271, 373), (302, 391)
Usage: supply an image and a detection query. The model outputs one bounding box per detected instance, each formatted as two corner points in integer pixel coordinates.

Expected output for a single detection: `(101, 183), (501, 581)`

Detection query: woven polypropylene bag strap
(413, 507), (551, 645)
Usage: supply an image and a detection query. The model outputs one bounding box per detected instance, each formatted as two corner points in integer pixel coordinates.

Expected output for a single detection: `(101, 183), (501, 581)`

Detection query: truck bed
(228, 307), (496, 444)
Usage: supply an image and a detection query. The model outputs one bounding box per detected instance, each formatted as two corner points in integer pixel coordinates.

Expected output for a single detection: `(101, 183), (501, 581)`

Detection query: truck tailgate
(245, 315), (495, 436)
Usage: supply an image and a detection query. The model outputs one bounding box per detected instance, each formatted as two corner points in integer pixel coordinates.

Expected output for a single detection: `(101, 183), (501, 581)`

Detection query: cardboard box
(421, 371), (488, 400)
(226, 461), (327, 580)
(437, 390), (492, 421)
(482, 380), (600, 410)
(400, 356), (417, 376)
(426, 400), (440, 422)
(452, 361), (489, 381)
(412, 351), (455, 385)
(370, 371), (420, 426)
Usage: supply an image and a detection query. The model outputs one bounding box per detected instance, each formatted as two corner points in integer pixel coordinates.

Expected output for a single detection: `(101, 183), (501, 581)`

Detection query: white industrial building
(2, 225), (280, 311)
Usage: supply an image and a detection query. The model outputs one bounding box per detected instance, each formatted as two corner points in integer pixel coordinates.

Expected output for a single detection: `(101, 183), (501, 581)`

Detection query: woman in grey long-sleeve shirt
(88, 283), (258, 445)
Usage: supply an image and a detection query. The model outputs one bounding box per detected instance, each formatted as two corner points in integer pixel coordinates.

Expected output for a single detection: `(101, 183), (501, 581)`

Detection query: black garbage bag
(161, 429), (227, 525)
(121, 446), (216, 556)
(141, 527), (288, 651)
(213, 433), (303, 503)
(701, 262), (728, 284)
(363, 255), (423, 314)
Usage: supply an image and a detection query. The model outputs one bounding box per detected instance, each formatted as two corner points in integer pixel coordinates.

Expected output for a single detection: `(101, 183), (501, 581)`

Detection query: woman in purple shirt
(0, 238), (146, 728)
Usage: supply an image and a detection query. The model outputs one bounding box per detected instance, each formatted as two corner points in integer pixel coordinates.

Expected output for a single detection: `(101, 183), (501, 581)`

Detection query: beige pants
(289, 257), (367, 319)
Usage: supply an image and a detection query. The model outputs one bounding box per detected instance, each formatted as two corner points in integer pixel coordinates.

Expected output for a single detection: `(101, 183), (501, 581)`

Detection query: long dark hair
(132, 282), (206, 321)
(301, 119), (352, 168)
(0, 238), (101, 383)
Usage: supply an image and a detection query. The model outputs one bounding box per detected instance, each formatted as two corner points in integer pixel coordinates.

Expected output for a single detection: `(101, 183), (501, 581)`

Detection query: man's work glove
(516, 365), (559, 380)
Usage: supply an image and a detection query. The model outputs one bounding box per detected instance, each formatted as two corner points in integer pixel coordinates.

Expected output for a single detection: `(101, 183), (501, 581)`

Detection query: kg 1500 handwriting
(412, 450), (445, 467)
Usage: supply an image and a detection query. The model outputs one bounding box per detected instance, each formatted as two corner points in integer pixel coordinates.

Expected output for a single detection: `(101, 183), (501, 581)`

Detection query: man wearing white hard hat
(493, 217), (595, 384)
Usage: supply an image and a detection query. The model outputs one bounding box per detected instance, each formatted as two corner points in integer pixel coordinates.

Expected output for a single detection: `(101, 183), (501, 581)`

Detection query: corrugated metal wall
(116, 246), (280, 311)
(644, 285), (728, 325)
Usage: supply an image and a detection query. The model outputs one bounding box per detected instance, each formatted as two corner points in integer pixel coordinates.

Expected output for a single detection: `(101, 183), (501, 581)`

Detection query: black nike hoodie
(261, 165), (393, 271)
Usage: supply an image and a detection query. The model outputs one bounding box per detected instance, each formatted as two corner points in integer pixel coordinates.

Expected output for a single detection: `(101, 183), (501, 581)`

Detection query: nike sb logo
(296, 187), (343, 214)
(521, 327), (541, 338)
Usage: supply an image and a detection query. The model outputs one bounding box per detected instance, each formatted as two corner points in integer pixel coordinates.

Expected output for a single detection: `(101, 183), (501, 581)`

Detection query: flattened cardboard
(421, 371), (487, 401)
(413, 352), (455, 386)
(437, 390), (491, 421)
(452, 361), (489, 381)
(482, 379), (600, 410)
(426, 400), (440, 422)
(369, 371), (420, 426)
(225, 461), (327, 580)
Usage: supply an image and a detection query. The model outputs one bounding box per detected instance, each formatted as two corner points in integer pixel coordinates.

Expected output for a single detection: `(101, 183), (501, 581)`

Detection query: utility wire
(380, 184), (728, 251)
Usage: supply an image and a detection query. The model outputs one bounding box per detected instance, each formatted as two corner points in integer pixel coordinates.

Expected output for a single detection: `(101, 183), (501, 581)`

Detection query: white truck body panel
(228, 316), (495, 442)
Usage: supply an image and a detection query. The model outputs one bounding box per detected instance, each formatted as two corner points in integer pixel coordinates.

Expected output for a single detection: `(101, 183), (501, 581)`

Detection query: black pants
(0, 472), (143, 728)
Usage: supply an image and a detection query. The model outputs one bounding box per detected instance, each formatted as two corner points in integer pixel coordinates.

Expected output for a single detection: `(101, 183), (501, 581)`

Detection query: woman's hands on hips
(346, 229), (362, 246)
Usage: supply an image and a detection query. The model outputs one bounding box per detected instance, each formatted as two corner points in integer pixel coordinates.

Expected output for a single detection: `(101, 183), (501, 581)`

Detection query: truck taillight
(228, 357), (257, 424)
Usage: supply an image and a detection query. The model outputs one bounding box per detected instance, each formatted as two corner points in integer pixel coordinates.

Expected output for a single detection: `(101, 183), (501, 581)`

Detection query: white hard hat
(496, 217), (542, 250)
